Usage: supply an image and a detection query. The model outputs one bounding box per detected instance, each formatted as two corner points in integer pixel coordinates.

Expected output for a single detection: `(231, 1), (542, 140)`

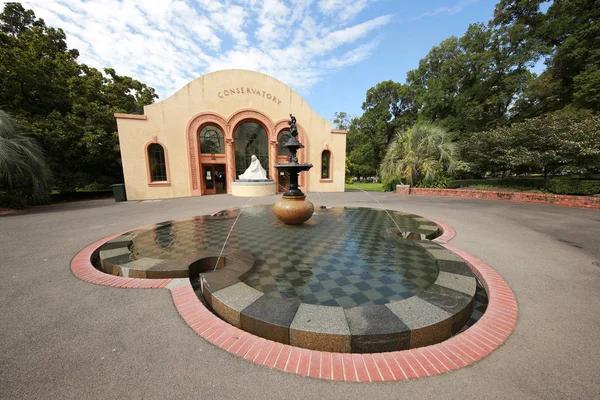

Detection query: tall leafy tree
(345, 81), (417, 177)
(332, 111), (351, 131)
(407, 23), (533, 135)
(346, 117), (379, 178)
(496, 0), (600, 116)
(361, 81), (416, 148)
(543, 0), (600, 111)
(0, 3), (158, 192)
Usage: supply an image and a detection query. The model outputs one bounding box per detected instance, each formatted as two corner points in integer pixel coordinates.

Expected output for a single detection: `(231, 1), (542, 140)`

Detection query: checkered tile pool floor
(129, 206), (442, 307)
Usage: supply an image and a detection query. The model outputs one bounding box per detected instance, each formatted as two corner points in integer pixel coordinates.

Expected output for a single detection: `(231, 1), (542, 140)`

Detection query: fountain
(272, 114), (314, 225)
(89, 113), (481, 354)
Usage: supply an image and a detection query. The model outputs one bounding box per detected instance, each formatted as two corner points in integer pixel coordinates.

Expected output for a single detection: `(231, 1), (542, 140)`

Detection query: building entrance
(202, 164), (226, 194)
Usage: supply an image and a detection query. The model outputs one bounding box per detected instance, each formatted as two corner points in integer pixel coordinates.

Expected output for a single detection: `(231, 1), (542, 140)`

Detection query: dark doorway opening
(214, 164), (226, 194)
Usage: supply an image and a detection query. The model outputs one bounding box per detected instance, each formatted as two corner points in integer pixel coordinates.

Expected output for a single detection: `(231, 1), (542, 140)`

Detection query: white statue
(238, 155), (267, 180)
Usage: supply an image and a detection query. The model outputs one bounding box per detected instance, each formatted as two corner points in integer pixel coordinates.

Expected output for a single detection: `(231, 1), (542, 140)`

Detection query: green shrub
(0, 191), (29, 209)
(545, 179), (600, 195)
(447, 178), (546, 191)
(445, 178), (600, 195)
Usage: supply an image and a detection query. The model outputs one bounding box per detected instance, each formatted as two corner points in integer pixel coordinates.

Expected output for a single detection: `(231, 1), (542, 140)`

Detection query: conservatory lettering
(217, 87), (282, 105)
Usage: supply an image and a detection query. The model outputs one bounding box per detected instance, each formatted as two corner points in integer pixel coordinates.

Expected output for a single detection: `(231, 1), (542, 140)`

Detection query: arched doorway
(187, 110), (278, 195)
(234, 122), (269, 179)
(198, 124), (227, 194)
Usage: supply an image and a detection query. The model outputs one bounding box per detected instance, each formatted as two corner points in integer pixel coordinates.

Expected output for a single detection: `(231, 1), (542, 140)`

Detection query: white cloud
(325, 39), (379, 68)
(318, 0), (378, 23)
(408, 0), (479, 21)
(13, 0), (391, 98)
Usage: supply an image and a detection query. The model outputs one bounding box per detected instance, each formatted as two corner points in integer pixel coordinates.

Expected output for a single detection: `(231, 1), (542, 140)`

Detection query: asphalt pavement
(1, 191), (599, 399)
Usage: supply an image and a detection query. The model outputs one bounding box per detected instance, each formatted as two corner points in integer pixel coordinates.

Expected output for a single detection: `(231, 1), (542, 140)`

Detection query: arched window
(148, 143), (167, 182)
(234, 122), (269, 179)
(199, 125), (224, 154)
(321, 150), (331, 180)
(277, 130), (292, 156)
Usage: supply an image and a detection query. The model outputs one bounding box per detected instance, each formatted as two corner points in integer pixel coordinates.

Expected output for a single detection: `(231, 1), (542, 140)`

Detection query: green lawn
(345, 182), (385, 192)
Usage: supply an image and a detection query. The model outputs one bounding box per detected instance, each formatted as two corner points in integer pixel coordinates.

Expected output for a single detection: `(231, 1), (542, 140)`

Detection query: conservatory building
(114, 69), (347, 200)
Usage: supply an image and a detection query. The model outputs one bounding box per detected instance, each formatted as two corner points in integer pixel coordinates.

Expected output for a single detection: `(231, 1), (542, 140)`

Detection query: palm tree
(381, 123), (456, 186)
(0, 110), (51, 203)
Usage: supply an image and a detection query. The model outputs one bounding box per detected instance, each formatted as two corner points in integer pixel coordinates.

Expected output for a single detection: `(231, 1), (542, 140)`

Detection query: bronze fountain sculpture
(273, 114), (314, 224)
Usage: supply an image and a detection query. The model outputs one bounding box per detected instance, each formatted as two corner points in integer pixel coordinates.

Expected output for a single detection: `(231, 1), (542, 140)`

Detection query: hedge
(446, 178), (600, 195)
(545, 179), (600, 195)
(447, 178), (547, 190)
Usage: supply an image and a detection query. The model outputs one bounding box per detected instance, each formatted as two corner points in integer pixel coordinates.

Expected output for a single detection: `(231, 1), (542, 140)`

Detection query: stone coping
(200, 240), (475, 353)
(97, 210), (242, 279)
(71, 214), (518, 382)
(96, 207), (472, 353)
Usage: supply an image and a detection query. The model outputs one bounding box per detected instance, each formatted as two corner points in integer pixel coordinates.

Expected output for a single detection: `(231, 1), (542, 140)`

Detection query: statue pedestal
(231, 180), (276, 197)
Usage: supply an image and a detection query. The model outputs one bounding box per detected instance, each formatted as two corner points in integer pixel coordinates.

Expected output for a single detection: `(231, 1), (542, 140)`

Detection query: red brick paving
(331, 353), (344, 380)
(320, 352), (332, 380)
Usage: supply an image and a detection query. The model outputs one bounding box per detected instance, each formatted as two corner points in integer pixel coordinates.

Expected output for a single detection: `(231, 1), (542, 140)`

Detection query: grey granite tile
(240, 296), (301, 344)
(200, 270), (240, 307)
(211, 283), (263, 327)
(290, 304), (351, 352)
(425, 248), (465, 262)
(435, 271), (476, 296)
(386, 296), (451, 330)
(290, 304), (350, 335)
(121, 257), (164, 271)
(99, 247), (130, 260)
(386, 296), (453, 347)
(436, 259), (474, 277)
(344, 305), (410, 353)
(213, 283), (263, 313)
(417, 284), (473, 315)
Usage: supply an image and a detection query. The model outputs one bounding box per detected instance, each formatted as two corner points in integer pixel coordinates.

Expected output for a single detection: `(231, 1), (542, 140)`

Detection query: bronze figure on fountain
(273, 114), (314, 224)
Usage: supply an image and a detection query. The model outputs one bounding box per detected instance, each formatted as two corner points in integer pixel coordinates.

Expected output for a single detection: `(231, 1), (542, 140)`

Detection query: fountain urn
(273, 114), (314, 225)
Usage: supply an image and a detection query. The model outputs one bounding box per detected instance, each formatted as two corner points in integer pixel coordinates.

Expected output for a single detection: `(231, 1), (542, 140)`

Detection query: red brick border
(397, 186), (600, 210)
(70, 218), (517, 381)
(70, 231), (172, 289)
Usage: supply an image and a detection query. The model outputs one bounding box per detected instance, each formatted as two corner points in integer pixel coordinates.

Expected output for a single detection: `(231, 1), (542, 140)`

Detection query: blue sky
(316, 0), (502, 120)
(14, 0), (535, 123)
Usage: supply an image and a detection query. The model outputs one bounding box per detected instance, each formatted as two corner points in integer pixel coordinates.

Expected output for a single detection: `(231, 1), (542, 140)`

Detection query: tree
(0, 3), (158, 191)
(361, 80), (416, 149)
(406, 23), (533, 136)
(0, 110), (51, 203)
(492, 0), (547, 69)
(344, 155), (353, 184)
(510, 70), (564, 120)
(332, 111), (351, 130)
(380, 124), (457, 186)
(346, 117), (379, 178)
(543, 0), (600, 111)
(462, 109), (600, 177)
(494, 0), (600, 115)
(0, 2), (35, 37)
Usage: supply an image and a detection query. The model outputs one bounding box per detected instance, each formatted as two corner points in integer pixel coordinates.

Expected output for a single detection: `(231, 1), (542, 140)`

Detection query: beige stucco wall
(116, 69), (346, 200)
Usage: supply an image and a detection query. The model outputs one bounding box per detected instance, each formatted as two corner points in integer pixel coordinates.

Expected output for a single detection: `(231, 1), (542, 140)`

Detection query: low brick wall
(396, 184), (410, 195)
(396, 186), (600, 210)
